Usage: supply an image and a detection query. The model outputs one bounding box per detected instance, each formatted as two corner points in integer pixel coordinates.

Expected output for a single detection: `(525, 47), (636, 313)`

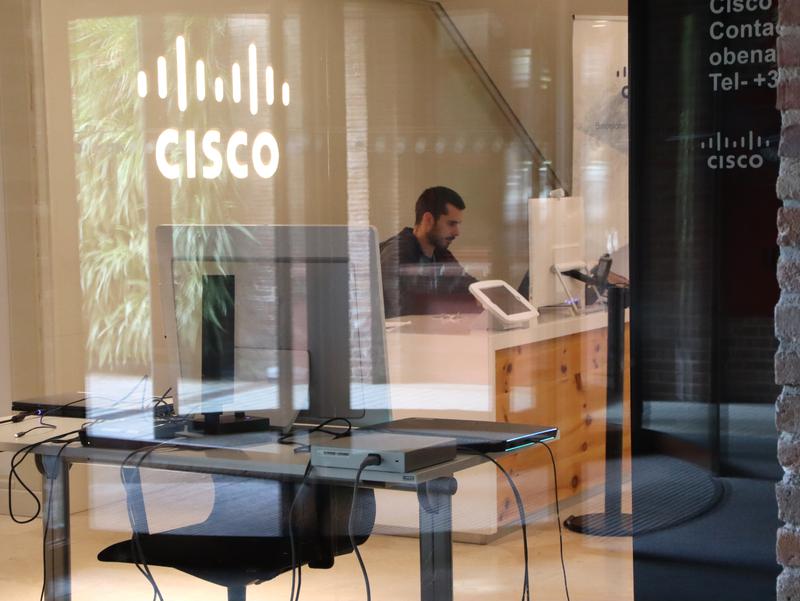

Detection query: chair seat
(99, 531), (303, 588)
(98, 477), (376, 591)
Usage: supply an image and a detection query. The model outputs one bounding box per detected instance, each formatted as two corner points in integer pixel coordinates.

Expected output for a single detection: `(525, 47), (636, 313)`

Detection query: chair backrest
(122, 470), (376, 550)
(199, 473), (376, 569)
(304, 482), (376, 568)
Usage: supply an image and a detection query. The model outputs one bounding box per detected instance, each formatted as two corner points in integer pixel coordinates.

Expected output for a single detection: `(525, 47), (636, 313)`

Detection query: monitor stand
(553, 262), (586, 316)
(195, 274), (271, 436)
(192, 412), (270, 435)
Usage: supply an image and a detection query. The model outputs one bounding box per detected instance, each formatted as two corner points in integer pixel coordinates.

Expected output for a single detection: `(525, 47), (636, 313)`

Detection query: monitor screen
(480, 285), (531, 316)
(157, 225), (391, 427)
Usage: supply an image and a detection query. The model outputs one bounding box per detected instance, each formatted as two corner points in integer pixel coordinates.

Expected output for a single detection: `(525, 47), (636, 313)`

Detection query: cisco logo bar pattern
(137, 36), (290, 113)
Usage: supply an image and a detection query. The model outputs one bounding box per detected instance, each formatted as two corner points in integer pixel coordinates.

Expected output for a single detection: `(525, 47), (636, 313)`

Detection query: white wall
(440, 0), (628, 191)
(0, 123), (10, 414)
(0, 0), (46, 403)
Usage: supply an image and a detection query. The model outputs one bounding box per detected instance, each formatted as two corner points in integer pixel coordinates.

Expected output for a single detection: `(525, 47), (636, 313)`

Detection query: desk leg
(418, 477), (458, 601)
(38, 455), (71, 601)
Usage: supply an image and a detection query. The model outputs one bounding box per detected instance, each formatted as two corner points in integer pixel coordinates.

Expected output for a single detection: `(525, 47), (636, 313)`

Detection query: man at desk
(380, 186), (481, 318)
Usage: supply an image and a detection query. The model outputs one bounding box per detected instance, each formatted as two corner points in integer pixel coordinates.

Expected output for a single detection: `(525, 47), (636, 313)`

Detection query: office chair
(98, 470), (376, 601)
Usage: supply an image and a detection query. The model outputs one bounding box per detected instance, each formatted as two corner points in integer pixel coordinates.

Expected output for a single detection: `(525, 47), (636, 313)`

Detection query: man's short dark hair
(414, 186), (466, 225)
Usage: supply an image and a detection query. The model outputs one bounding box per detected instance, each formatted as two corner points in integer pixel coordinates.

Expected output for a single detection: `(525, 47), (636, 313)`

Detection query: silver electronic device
(310, 432), (457, 473)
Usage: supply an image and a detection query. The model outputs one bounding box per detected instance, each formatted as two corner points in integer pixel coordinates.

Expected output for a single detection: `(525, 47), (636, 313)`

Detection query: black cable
(115, 374), (149, 405)
(279, 417), (353, 445)
(119, 442), (175, 601)
(533, 441), (571, 601)
(17, 395), (91, 433)
(125, 442), (178, 601)
(123, 446), (164, 601)
(35, 397), (88, 420)
(7, 429), (83, 523)
(151, 387), (173, 415)
(7, 379), (164, 434)
(4, 407), (170, 600)
(462, 443), (572, 601)
(23, 384), (173, 444)
(117, 436), (204, 601)
(288, 461), (314, 601)
(150, 399), (171, 415)
(18, 395), (105, 432)
(120, 447), (158, 591)
(12, 395), (108, 435)
(460, 448), (530, 601)
(14, 424), (57, 438)
(0, 411), (35, 425)
(349, 454), (381, 601)
(279, 418), (353, 454)
(29, 394), (96, 428)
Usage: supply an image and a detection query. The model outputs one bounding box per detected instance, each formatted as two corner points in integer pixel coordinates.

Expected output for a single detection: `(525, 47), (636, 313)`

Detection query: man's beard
(427, 231), (452, 251)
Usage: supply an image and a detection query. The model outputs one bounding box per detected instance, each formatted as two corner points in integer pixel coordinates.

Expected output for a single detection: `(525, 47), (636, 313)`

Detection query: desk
(0, 417), (488, 601)
(384, 310), (629, 540)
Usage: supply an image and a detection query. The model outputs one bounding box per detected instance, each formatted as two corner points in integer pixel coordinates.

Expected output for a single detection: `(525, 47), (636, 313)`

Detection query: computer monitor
(528, 196), (587, 312)
(156, 225), (391, 429)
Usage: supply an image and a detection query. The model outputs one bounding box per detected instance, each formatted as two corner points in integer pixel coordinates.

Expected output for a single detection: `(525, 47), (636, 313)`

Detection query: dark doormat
(633, 476), (779, 601)
(567, 455), (724, 536)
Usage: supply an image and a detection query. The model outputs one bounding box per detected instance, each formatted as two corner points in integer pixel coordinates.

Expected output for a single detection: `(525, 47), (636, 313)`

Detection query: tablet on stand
(468, 280), (538, 331)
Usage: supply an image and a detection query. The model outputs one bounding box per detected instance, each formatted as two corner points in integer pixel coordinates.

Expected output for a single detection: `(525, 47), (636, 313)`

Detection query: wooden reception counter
(374, 309), (630, 542)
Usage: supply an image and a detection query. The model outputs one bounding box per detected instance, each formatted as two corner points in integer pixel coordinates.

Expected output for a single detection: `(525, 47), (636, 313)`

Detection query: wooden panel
(494, 324), (630, 525)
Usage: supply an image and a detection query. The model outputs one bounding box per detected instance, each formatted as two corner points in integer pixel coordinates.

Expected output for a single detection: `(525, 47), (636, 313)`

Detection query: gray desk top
(0, 416), (485, 489)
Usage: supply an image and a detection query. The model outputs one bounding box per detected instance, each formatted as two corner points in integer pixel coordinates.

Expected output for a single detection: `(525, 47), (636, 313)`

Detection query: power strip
(310, 432), (456, 473)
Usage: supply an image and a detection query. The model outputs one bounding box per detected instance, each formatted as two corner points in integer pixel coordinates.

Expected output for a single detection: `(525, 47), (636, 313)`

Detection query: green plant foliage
(70, 16), (240, 372)
(70, 17), (150, 371)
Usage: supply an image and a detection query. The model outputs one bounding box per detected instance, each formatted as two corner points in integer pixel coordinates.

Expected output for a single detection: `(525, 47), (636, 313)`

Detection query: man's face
(426, 205), (463, 251)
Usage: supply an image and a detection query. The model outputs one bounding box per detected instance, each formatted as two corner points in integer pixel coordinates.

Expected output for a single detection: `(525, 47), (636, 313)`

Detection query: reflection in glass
(59, 1), (555, 381)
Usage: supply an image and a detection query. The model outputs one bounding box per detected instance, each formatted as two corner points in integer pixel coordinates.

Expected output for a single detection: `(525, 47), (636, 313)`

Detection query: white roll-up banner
(572, 16), (629, 277)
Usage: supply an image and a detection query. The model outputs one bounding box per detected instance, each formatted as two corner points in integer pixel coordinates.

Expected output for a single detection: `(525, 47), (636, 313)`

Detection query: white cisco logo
(137, 36), (290, 180)
(701, 131), (769, 170)
(616, 65), (628, 99)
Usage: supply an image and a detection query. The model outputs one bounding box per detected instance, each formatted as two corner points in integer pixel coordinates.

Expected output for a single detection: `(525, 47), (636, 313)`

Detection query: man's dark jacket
(379, 227), (480, 318)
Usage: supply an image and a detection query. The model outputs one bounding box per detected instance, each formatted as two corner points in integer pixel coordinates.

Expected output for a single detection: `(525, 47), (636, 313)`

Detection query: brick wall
(776, 2), (800, 597)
